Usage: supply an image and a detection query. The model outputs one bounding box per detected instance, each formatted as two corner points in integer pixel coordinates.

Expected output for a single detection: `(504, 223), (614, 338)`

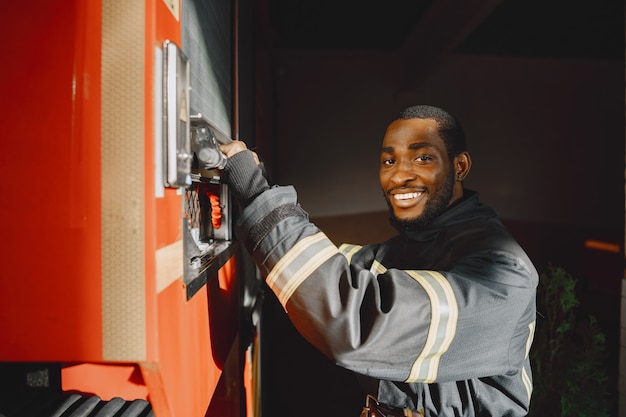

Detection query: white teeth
(394, 192), (419, 200)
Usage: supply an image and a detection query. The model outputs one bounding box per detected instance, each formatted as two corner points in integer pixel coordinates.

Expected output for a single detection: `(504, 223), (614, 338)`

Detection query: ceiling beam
(399, 0), (503, 90)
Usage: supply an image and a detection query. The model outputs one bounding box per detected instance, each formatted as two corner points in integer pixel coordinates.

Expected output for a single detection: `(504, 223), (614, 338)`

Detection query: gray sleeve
(221, 150), (270, 207)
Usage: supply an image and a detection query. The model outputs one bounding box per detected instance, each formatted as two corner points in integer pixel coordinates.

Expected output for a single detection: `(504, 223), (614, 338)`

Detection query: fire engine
(0, 1), (267, 416)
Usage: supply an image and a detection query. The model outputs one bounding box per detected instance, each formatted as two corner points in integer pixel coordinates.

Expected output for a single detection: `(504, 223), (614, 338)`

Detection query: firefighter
(220, 105), (537, 417)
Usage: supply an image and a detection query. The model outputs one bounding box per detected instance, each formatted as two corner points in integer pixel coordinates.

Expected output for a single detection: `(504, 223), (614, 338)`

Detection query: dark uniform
(224, 151), (538, 417)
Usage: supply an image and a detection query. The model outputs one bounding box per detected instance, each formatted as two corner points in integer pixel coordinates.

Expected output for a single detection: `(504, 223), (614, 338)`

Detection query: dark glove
(221, 150), (270, 208)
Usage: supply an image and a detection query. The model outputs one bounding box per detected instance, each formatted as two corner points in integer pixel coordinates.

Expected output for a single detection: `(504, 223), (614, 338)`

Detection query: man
(220, 105), (538, 416)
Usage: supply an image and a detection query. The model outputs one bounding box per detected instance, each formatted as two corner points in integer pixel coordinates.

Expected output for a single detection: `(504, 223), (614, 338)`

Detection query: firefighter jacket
(223, 150), (538, 417)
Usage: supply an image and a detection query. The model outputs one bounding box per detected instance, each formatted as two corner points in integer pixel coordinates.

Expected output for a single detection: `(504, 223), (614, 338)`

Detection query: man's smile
(389, 189), (426, 210)
(393, 191), (421, 201)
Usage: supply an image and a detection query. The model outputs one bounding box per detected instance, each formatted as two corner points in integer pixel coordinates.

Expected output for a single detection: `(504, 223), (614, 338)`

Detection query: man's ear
(454, 152), (471, 181)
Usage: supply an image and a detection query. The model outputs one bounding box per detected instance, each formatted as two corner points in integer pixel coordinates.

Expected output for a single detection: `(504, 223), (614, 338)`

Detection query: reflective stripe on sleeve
(338, 243), (362, 263)
(267, 232), (340, 309)
(522, 321), (536, 401)
(370, 260), (386, 276)
(522, 366), (532, 402)
(405, 270), (459, 383)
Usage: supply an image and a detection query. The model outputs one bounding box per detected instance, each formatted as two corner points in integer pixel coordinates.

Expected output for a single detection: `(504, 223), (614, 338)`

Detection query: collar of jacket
(399, 189), (498, 242)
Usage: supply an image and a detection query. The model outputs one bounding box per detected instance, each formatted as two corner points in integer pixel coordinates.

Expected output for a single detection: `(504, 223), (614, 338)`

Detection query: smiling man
(380, 108), (470, 231)
(220, 105), (538, 417)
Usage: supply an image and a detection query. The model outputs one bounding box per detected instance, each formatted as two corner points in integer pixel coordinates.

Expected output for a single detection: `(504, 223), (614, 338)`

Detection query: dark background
(250, 0), (624, 416)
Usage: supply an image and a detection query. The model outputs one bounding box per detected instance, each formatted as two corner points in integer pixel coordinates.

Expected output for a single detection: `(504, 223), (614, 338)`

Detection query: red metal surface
(0, 1), (251, 415)
(0, 0), (103, 362)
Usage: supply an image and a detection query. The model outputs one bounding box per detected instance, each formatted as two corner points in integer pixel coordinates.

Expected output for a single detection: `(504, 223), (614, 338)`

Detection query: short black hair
(397, 105), (467, 159)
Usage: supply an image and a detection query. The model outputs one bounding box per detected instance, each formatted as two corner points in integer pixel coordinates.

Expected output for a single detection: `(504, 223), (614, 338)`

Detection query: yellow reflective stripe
(267, 232), (327, 288)
(522, 366), (532, 402)
(267, 232), (339, 308)
(522, 321), (536, 401)
(339, 244), (386, 277)
(338, 243), (362, 263)
(525, 321), (536, 358)
(370, 260), (386, 276)
(278, 244), (338, 307)
(405, 270), (458, 383)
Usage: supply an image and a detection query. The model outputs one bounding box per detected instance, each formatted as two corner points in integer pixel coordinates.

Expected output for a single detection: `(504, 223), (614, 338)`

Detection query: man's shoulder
(447, 216), (528, 259)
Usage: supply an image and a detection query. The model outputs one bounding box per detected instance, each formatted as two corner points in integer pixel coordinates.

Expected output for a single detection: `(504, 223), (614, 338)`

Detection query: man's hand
(218, 140), (269, 205)
(220, 140), (260, 164)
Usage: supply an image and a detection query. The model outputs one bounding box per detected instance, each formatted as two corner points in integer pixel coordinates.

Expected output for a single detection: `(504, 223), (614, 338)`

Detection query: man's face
(379, 118), (461, 230)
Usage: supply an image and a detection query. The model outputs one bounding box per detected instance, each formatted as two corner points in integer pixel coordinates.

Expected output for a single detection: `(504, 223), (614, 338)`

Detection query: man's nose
(389, 160), (416, 185)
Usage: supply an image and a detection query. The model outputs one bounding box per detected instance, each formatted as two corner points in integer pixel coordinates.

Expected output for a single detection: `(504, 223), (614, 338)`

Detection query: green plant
(529, 266), (610, 417)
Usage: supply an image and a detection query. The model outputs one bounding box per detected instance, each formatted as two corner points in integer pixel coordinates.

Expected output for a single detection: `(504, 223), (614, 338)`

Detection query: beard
(386, 168), (456, 231)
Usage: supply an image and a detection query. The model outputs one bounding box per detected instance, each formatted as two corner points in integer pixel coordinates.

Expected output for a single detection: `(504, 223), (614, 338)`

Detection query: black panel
(0, 363), (153, 417)
(182, 0), (233, 135)
(456, 0), (624, 60)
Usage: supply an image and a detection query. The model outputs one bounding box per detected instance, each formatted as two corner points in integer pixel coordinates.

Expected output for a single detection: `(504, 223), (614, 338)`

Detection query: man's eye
(382, 158), (395, 165)
(415, 155), (433, 162)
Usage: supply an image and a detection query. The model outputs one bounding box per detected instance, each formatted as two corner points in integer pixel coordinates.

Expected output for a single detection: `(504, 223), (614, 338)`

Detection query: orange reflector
(584, 240), (621, 253)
